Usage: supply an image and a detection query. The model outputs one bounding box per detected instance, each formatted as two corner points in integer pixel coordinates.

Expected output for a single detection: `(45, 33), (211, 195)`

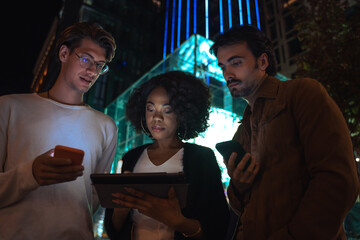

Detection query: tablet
(91, 172), (189, 208)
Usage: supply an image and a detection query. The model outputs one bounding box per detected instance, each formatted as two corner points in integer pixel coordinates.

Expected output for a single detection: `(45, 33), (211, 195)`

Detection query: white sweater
(0, 93), (117, 240)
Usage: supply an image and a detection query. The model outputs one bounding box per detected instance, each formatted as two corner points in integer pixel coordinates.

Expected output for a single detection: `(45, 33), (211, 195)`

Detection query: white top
(132, 147), (184, 240)
(0, 93), (117, 240)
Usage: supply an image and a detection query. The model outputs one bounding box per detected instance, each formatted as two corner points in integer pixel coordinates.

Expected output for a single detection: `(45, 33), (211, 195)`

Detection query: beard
(227, 63), (259, 98)
(227, 79), (242, 98)
(227, 79), (256, 98)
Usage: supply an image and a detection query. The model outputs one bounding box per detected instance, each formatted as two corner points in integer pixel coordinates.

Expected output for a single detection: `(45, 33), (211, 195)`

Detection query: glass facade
(105, 34), (247, 188)
(100, 31), (289, 240)
(105, 32), (289, 187)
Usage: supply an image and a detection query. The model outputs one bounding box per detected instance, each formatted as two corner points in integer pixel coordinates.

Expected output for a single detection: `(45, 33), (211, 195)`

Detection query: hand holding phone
(54, 145), (84, 165)
(215, 140), (248, 170)
(33, 147), (84, 186)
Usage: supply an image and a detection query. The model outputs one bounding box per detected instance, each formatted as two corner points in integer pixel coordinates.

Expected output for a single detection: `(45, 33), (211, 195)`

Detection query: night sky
(1, 0), (63, 96)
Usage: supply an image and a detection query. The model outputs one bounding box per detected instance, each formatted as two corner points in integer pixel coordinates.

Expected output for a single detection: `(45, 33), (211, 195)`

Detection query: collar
(241, 76), (281, 121)
(254, 75), (281, 100)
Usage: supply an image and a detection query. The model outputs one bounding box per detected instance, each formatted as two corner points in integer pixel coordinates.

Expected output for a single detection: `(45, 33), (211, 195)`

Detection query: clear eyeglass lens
(78, 55), (108, 75)
(80, 56), (91, 67)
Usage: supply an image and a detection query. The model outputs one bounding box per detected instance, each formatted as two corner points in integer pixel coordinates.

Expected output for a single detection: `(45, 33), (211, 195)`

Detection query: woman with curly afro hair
(105, 71), (230, 240)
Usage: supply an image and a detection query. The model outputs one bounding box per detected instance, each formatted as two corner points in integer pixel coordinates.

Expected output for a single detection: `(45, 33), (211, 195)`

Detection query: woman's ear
(257, 53), (269, 71)
(58, 45), (70, 63)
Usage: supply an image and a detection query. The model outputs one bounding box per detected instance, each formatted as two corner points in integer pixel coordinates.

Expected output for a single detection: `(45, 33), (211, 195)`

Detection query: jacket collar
(255, 75), (281, 100)
(241, 76), (281, 122)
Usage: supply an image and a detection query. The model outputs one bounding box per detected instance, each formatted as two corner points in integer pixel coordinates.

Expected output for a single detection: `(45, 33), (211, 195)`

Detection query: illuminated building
(98, 37), (288, 237)
(162, 0), (263, 58)
(105, 34), (243, 186)
(105, 34), (288, 187)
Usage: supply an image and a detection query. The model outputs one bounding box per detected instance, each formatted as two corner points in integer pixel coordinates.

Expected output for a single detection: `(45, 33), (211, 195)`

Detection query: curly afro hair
(126, 71), (211, 140)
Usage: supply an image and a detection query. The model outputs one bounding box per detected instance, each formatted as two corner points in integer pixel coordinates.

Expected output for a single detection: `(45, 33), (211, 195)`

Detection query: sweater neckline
(34, 93), (89, 110)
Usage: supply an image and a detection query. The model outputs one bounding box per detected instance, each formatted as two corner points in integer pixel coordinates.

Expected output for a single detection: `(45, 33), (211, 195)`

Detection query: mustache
(227, 79), (242, 86)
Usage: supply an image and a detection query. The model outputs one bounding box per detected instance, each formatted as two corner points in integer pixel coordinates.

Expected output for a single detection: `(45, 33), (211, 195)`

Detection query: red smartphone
(54, 145), (84, 165)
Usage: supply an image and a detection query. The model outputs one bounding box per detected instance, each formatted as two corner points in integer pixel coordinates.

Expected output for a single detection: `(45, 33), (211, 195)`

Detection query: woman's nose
(153, 110), (163, 121)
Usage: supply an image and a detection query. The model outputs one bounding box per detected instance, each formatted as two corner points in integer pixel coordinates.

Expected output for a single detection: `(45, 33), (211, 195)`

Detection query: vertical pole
(171, 0), (176, 53)
(228, 0), (232, 29)
(194, 34), (197, 76)
(246, 0), (251, 25)
(177, 0), (182, 47)
(163, 0), (170, 59)
(238, 0), (243, 25)
(255, 0), (261, 29)
(193, 0), (197, 34)
(219, 0), (224, 33)
(205, 0), (209, 38)
(186, 0), (190, 39)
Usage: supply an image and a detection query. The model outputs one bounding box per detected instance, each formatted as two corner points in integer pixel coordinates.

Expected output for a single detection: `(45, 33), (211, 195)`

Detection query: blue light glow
(171, 0), (176, 53)
(106, 34), (249, 182)
(163, 0), (170, 59)
(177, 0), (182, 47)
(246, 0), (251, 25)
(205, 0), (209, 38)
(228, 0), (232, 28)
(193, 0), (197, 33)
(238, 0), (243, 25)
(255, 0), (261, 29)
(164, 0), (262, 56)
(219, 0), (224, 33)
(186, 0), (190, 39)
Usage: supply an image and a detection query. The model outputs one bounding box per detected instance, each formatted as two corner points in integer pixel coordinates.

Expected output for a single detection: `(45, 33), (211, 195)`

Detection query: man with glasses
(0, 22), (117, 239)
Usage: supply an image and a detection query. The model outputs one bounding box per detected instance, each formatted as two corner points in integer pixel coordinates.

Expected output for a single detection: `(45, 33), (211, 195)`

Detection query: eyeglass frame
(75, 52), (109, 75)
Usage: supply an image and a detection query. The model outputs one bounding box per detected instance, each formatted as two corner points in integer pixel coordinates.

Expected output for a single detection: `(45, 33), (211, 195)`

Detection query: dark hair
(55, 22), (116, 62)
(126, 71), (211, 140)
(210, 25), (277, 76)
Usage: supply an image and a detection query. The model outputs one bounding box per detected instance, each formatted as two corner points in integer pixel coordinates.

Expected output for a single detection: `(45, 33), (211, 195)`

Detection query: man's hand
(225, 152), (260, 193)
(32, 149), (84, 186)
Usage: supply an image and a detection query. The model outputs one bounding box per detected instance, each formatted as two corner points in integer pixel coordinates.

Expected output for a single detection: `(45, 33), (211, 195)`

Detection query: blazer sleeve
(104, 208), (132, 240)
(182, 145), (230, 239)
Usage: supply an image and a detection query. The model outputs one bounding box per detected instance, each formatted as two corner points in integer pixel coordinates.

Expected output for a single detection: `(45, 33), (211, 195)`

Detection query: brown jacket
(228, 76), (359, 240)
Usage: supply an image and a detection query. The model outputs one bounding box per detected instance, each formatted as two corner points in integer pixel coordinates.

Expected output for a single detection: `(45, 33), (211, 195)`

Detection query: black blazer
(104, 143), (230, 240)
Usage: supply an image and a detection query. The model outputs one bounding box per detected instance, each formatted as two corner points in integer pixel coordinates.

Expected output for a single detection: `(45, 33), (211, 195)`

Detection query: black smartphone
(215, 140), (248, 169)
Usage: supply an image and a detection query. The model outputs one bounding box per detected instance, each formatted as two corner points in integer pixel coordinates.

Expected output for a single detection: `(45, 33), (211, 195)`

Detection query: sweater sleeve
(0, 96), (39, 208)
(269, 79), (359, 239)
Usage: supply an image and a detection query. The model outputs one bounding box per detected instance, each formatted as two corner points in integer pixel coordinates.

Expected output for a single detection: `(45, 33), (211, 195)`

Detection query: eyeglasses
(75, 53), (109, 75)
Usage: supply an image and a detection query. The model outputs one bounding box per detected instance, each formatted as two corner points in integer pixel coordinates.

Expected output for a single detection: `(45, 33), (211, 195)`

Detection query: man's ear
(257, 53), (269, 71)
(58, 45), (70, 63)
